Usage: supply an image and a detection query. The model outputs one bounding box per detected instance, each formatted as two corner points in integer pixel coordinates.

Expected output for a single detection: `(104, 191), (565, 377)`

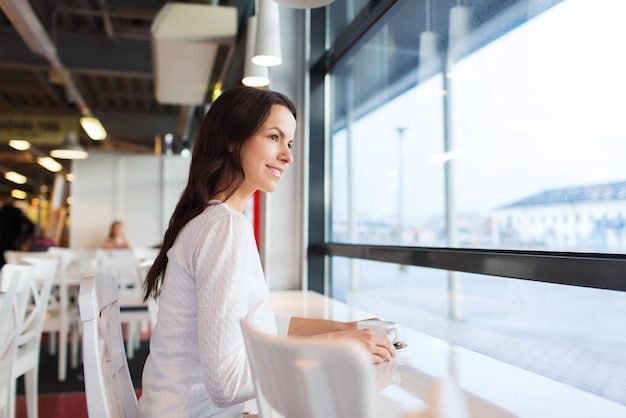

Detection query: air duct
(0, 0), (105, 136)
(151, 3), (237, 105)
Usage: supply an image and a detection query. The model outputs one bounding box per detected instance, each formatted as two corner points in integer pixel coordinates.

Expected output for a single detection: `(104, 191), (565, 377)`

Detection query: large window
(310, 0), (626, 406)
(330, 0), (626, 253)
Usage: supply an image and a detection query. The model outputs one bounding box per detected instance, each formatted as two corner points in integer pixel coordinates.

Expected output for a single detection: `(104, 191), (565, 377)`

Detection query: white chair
(79, 272), (138, 418)
(240, 301), (376, 418)
(4, 249), (81, 381)
(0, 264), (35, 418)
(136, 258), (158, 329)
(7, 257), (57, 418)
(45, 246), (82, 380)
(132, 247), (159, 263)
(96, 249), (150, 359)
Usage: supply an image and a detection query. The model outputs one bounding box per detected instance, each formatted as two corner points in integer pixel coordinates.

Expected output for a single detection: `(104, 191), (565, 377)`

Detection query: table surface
(269, 290), (626, 418)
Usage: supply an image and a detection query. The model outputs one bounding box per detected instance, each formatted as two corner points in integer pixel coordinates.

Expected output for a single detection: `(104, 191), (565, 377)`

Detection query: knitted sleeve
(194, 210), (264, 408)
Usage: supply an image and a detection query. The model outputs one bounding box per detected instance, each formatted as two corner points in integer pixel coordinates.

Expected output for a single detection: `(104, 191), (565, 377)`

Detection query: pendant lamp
(242, 16), (270, 87)
(50, 131), (88, 159)
(252, 0), (282, 66)
(80, 116), (107, 140)
(273, 0), (335, 8)
(417, 0), (441, 83)
(448, 5), (471, 58)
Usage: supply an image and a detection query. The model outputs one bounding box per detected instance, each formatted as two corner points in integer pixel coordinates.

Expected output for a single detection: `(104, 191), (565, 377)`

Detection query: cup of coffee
(357, 320), (400, 344)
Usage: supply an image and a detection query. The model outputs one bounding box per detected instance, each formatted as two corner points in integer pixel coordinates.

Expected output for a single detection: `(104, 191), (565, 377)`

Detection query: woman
(138, 86), (395, 417)
(101, 220), (131, 249)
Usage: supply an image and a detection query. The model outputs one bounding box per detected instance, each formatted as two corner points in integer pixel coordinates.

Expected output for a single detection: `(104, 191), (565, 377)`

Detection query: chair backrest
(240, 302), (375, 418)
(0, 264), (35, 334)
(46, 247), (74, 271)
(59, 247), (97, 273)
(15, 257), (58, 349)
(0, 265), (35, 417)
(79, 273), (138, 418)
(2, 251), (24, 266)
(96, 249), (141, 293)
(136, 259), (158, 328)
(132, 247), (159, 263)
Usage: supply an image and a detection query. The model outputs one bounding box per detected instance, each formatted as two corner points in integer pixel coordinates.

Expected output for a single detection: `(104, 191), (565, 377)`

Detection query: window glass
(331, 74), (446, 246)
(450, 0), (626, 252)
(329, 0), (626, 253)
(328, 0), (371, 44)
(334, 257), (626, 404)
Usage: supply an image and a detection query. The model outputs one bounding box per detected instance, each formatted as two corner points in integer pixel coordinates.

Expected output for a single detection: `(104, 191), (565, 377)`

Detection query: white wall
(70, 153), (189, 249)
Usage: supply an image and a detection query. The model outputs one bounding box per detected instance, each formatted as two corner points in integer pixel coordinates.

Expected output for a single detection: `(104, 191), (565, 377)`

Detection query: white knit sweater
(138, 202), (289, 417)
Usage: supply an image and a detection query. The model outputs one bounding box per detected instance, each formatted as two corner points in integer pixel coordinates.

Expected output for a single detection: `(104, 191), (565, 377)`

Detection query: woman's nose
(279, 143), (293, 163)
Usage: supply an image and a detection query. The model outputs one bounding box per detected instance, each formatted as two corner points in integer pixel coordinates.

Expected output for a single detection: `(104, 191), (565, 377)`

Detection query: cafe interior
(1, 0), (626, 417)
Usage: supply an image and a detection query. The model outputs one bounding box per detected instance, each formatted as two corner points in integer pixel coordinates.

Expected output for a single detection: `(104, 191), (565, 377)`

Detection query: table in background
(269, 290), (626, 418)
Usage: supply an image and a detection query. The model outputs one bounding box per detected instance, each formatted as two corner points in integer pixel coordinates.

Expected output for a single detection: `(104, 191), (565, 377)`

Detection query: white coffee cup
(357, 320), (400, 344)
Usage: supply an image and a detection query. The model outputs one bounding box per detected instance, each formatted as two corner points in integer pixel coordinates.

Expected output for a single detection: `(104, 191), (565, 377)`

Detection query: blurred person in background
(0, 195), (34, 267)
(101, 219), (132, 249)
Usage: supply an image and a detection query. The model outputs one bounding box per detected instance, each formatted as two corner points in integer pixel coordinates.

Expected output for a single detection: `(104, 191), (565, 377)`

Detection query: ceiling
(0, 0), (538, 198)
(0, 0), (252, 196)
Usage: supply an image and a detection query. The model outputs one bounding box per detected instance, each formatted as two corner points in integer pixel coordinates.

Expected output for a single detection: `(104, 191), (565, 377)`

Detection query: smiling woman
(138, 86), (396, 418)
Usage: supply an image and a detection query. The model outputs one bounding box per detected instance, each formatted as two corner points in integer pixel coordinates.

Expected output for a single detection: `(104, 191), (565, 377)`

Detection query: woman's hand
(312, 328), (396, 364)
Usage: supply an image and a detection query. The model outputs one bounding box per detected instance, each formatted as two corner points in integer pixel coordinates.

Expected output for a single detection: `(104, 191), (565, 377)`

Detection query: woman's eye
(269, 134), (279, 141)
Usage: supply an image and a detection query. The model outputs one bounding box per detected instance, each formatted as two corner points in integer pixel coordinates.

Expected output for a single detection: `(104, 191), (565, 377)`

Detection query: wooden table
(269, 290), (626, 418)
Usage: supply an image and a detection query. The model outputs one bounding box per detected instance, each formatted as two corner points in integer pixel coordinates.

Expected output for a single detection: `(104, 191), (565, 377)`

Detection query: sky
(332, 0), (626, 227)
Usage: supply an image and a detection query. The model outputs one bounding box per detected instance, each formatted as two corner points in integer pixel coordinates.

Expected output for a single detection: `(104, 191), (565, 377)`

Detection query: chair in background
(79, 273), (138, 418)
(7, 257), (57, 418)
(4, 248), (81, 381)
(132, 246), (159, 264)
(45, 246), (82, 381)
(0, 264), (35, 418)
(0, 269), (19, 418)
(96, 249), (150, 358)
(240, 301), (376, 418)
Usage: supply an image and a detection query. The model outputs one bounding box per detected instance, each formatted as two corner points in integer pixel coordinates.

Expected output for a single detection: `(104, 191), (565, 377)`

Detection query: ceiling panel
(0, 0), (251, 196)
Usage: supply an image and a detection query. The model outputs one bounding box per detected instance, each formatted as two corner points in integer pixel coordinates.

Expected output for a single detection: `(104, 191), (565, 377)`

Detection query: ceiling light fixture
(8, 139), (31, 151)
(417, 0), (441, 83)
(253, 0), (282, 67)
(37, 156), (63, 173)
(448, 3), (472, 62)
(50, 131), (88, 159)
(11, 189), (27, 200)
(5, 171), (27, 184)
(80, 117), (107, 140)
(242, 16), (270, 87)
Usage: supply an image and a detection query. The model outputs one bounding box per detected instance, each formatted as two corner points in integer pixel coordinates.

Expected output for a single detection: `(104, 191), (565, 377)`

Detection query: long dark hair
(143, 86), (296, 300)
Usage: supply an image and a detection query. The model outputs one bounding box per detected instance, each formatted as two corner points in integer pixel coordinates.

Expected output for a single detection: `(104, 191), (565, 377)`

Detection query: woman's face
(239, 104), (296, 195)
(112, 223), (123, 236)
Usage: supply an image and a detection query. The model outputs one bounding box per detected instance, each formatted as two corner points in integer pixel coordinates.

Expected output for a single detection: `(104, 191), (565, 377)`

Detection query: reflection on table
(269, 291), (626, 418)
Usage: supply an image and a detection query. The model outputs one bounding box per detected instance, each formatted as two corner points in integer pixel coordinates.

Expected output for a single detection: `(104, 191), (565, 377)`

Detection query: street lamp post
(396, 126), (406, 242)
